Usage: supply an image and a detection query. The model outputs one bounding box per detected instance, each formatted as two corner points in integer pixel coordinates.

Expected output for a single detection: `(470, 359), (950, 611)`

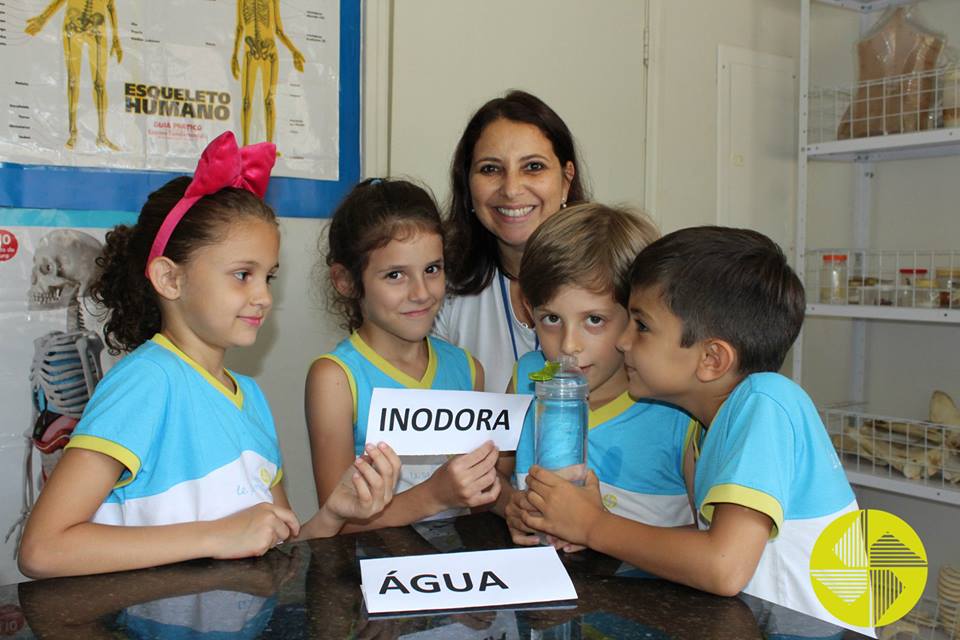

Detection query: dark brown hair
(324, 178), (443, 332)
(520, 203), (659, 309)
(629, 226), (806, 374)
(446, 90), (589, 295)
(90, 176), (277, 354)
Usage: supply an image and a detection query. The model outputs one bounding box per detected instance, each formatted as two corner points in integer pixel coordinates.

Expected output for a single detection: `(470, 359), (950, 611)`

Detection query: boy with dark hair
(523, 226), (862, 632)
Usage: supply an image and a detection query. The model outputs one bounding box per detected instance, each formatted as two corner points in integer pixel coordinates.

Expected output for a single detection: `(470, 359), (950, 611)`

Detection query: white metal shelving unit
(795, 0), (960, 505)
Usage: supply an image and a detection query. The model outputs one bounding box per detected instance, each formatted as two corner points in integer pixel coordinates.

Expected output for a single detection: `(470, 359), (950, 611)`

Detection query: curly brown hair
(90, 176), (277, 354)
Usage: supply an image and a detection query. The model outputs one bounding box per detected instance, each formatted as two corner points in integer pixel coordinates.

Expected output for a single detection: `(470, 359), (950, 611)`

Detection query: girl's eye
(266, 273), (277, 285)
(385, 271), (403, 280)
(634, 319), (649, 332)
(425, 264), (443, 275)
(233, 271), (250, 282)
(586, 315), (605, 327)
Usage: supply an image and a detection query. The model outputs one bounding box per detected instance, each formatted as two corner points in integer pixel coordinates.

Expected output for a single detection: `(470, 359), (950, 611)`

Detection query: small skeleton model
(7, 230), (106, 553)
(231, 0), (305, 147)
(24, 0), (123, 150)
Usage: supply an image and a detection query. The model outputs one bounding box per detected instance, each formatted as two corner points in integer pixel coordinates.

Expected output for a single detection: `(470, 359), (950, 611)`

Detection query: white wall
(650, 0), (800, 231)
(387, 0), (650, 209)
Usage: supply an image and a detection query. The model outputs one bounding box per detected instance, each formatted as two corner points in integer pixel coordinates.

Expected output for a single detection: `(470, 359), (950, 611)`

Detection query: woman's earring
(561, 200), (567, 209)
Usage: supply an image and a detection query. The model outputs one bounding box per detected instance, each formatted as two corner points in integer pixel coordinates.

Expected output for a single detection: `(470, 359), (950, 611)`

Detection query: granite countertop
(0, 513), (869, 639)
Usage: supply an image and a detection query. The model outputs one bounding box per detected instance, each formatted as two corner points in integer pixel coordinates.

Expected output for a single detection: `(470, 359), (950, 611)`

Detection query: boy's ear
(520, 296), (535, 326)
(330, 263), (356, 298)
(147, 257), (183, 301)
(696, 338), (737, 383)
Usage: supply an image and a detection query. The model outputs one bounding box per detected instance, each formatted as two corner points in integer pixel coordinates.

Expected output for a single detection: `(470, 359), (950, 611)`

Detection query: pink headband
(145, 131), (276, 276)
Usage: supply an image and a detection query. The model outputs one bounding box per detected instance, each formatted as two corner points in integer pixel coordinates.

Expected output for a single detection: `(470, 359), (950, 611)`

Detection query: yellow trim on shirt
(588, 391), (634, 430)
(699, 483), (783, 539)
(349, 332), (437, 389)
(271, 467), (284, 488)
(66, 434), (142, 489)
(463, 347), (478, 390)
(684, 418), (703, 461)
(511, 361), (520, 393)
(152, 334), (243, 409)
(315, 354), (358, 424)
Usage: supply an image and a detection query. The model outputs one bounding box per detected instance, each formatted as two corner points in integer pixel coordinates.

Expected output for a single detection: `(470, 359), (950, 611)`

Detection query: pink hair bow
(145, 131), (276, 276)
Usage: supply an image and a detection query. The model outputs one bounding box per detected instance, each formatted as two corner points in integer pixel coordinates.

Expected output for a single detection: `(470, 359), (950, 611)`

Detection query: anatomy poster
(0, 210), (133, 584)
(0, 0), (339, 180)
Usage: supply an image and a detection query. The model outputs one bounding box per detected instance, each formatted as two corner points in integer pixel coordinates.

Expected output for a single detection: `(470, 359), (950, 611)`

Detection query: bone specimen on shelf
(929, 390), (960, 451)
(942, 450), (960, 484)
(831, 431), (883, 466)
(841, 425), (943, 480)
(866, 417), (943, 445)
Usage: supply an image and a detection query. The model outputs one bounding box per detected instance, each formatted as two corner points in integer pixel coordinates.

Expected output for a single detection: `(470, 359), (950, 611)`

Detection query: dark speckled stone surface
(0, 513), (871, 639)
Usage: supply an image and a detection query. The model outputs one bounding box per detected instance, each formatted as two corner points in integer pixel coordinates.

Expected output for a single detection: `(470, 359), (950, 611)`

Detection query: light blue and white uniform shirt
(317, 332), (476, 521)
(66, 334), (282, 526)
(513, 350), (694, 527)
(692, 372), (863, 635)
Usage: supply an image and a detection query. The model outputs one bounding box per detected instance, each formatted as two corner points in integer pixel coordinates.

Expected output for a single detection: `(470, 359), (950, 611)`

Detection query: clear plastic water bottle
(532, 355), (589, 486)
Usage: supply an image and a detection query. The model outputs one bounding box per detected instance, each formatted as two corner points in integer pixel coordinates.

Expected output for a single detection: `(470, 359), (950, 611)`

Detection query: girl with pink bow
(18, 132), (401, 578)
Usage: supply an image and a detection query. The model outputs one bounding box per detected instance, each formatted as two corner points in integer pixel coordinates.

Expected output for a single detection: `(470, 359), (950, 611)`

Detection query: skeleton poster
(0, 0), (340, 181)
(0, 209), (132, 583)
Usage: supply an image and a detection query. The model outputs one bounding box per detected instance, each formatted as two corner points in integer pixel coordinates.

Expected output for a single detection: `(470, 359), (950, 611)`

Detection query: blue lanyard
(498, 271), (538, 362)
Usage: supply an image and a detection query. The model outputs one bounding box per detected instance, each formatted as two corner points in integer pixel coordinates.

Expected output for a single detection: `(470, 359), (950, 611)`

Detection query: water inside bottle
(535, 395), (588, 486)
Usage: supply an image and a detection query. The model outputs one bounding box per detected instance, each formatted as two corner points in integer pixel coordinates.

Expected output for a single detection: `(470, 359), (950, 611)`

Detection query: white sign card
(360, 547), (577, 615)
(364, 389), (532, 455)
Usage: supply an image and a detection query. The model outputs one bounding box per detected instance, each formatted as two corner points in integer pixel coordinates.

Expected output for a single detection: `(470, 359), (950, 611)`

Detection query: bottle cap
(533, 355), (588, 399)
(529, 361), (560, 382)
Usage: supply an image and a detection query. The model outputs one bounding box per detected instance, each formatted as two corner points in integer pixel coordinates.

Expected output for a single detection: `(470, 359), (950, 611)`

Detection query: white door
(717, 45), (797, 258)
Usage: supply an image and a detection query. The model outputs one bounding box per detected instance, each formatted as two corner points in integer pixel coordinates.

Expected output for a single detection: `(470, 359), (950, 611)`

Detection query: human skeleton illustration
(8, 230), (106, 551)
(24, 0), (123, 150)
(231, 0), (305, 147)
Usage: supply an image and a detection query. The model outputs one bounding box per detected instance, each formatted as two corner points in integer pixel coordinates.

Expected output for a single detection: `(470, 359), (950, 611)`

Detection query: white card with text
(360, 547), (577, 615)
(364, 389), (532, 455)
